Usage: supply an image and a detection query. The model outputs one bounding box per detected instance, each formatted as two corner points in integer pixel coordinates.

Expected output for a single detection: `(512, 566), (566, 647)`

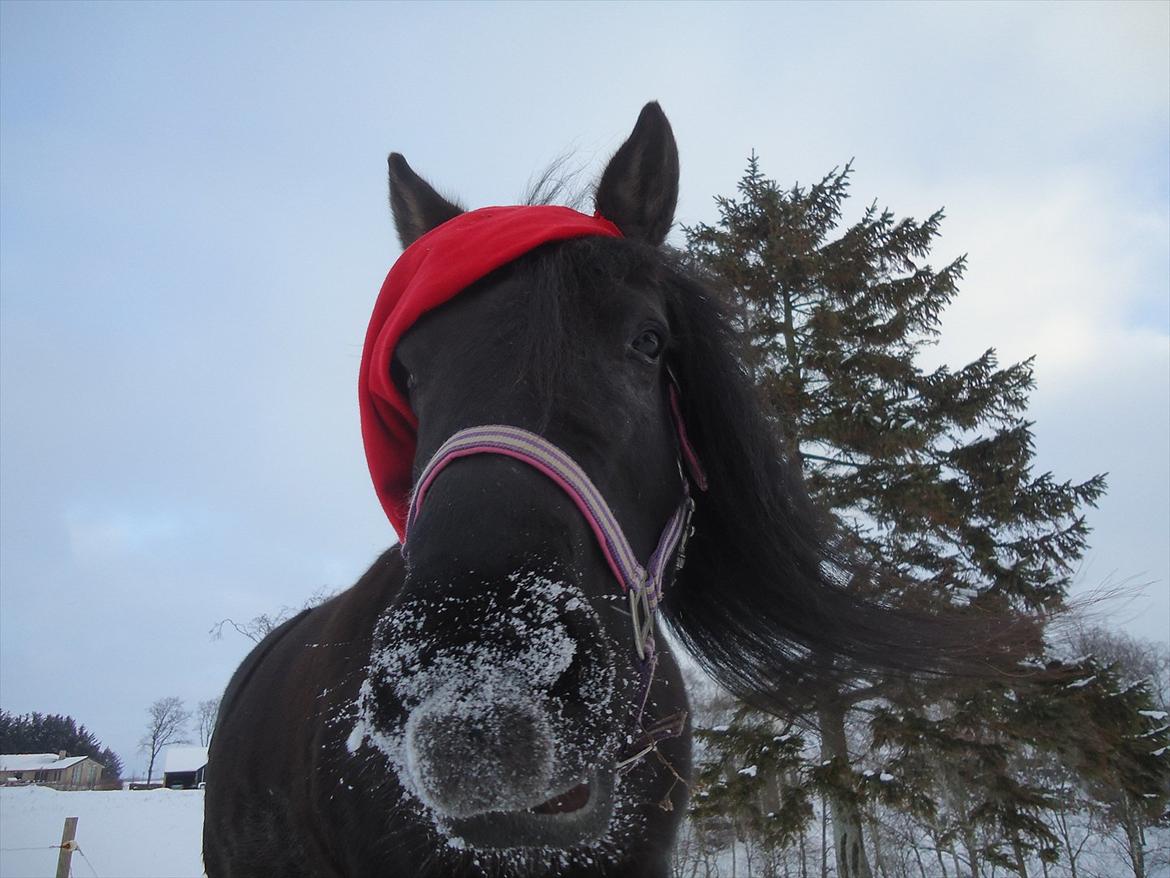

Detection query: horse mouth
(444, 769), (613, 849)
(529, 779), (591, 815)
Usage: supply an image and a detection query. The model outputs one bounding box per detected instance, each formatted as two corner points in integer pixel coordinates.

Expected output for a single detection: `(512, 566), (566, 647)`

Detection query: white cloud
(914, 168), (1169, 384)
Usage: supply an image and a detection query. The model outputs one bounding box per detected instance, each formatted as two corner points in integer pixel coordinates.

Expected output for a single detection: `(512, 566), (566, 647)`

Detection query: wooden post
(55, 816), (78, 878)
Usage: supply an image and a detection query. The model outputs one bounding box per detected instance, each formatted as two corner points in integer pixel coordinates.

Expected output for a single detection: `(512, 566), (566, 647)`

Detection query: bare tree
(139, 696), (190, 785)
(210, 587), (338, 644)
(209, 610), (290, 644)
(197, 698), (220, 747)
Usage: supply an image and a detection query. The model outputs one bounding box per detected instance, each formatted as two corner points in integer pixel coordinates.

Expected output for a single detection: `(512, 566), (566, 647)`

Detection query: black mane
(473, 235), (1002, 714)
(664, 255), (1021, 712)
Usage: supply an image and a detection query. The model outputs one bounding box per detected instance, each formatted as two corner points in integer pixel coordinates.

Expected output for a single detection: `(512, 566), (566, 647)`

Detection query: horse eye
(631, 329), (663, 361)
(391, 359), (416, 397)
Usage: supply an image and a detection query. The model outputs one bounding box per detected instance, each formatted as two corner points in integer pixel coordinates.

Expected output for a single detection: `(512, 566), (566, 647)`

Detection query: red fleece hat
(359, 205), (623, 539)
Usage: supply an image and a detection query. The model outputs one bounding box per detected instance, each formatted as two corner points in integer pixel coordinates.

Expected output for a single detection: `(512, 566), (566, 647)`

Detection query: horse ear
(594, 102), (679, 246)
(387, 153), (465, 249)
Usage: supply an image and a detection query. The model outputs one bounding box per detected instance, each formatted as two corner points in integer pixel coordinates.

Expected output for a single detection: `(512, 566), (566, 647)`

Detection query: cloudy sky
(2, 2), (1167, 775)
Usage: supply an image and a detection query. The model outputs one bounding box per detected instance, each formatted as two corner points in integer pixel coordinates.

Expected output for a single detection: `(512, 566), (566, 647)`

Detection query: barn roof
(0, 753), (89, 772)
(163, 745), (208, 774)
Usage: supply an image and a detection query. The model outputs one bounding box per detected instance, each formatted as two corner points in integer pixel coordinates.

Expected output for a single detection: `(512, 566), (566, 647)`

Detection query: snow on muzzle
(406, 670), (556, 816)
(351, 573), (618, 833)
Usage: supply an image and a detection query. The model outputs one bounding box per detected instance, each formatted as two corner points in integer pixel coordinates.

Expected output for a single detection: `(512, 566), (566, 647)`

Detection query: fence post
(55, 816), (77, 878)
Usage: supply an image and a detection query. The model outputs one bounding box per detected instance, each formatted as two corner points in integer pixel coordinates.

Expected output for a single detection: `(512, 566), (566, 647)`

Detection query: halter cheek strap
(403, 425), (696, 663)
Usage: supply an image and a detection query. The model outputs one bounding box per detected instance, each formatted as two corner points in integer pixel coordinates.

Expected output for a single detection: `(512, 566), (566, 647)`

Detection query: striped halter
(402, 384), (707, 669)
(401, 381), (706, 769)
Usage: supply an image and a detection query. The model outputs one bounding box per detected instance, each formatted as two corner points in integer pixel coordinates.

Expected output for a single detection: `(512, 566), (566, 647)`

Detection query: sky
(1, 1), (1167, 777)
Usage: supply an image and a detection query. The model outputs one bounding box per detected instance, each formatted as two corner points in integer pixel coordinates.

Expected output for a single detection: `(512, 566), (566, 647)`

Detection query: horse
(204, 102), (960, 877)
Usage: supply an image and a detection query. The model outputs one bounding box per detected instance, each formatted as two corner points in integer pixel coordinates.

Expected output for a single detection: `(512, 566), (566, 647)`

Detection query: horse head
(350, 103), (696, 862)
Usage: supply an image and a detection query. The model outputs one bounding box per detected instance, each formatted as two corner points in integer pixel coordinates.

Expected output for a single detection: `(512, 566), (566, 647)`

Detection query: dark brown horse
(204, 103), (963, 877)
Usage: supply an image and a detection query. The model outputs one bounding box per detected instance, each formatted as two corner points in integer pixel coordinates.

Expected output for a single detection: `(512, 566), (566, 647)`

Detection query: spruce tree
(691, 709), (813, 868)
(1046, 658), (1170, 877)
(682, 157), (1107, 878)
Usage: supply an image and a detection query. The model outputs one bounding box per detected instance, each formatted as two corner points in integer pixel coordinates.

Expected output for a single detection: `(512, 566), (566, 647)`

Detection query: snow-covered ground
(0, 787), (205, 878)
(2, 784), (1165, 877)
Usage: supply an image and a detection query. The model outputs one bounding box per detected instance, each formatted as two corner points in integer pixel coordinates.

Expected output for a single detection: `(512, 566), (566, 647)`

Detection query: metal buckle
(675, 496), (696, 572)
(629, 578), (655, 661)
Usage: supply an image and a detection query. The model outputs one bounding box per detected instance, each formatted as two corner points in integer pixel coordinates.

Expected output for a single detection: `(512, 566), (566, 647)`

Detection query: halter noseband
(405, 427), (693, 665)
(403, 382), (705, 656)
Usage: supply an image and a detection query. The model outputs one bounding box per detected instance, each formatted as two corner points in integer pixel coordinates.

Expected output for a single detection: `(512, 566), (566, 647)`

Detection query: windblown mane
(661, 256), (1021, 712)
(480, 234), (1010, 715)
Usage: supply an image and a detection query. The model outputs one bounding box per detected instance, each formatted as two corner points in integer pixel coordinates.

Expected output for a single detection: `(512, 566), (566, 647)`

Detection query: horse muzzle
(404, 682), (616, 847)
(405, 685), (555, 818)
(353, 571), (622, 847)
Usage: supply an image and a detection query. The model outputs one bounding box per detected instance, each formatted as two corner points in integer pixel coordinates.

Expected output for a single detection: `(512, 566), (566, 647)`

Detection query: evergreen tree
(865, 649), (1169, 877)
(691, 709), (813, 867)
(1046, 657), (1170, 877)
(0, 710), (123, 780)
(682, 157), (1106, 878)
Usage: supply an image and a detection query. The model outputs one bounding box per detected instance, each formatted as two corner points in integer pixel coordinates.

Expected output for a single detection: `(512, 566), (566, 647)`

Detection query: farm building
(163, 745), (208, 789)
(0, 752), (105, 790)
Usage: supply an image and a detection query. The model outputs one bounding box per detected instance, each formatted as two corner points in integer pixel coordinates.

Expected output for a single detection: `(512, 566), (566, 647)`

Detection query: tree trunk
(819, 698), (875, 878)
(910, 840), (929, 878)
(922, 828), (950, 878)
(1122, 803), (1146, 878)
(869, 813), (889, 878)
(1010, 837), (1028, 878)
(959, 824), (981, 878)
(949, 845), (964, 878)
(821, 795), (829, 878)
(1055, 807), (1079, 878)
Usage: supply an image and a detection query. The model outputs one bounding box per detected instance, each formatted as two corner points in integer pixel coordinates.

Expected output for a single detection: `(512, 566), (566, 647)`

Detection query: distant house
(0, 752), (105, 790)
(163, 745), (208, 789)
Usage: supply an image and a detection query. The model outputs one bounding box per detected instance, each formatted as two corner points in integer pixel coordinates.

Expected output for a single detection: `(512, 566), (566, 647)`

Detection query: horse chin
(441, 768), (615, 850)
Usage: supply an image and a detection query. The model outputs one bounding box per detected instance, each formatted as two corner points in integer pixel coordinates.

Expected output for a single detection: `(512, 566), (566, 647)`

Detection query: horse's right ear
(594, 101), (679, 246)
(387, 153), (464, 249)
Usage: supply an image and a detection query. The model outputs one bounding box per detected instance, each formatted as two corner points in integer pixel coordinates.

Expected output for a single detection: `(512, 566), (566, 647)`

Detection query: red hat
(359, 205), (623, 539)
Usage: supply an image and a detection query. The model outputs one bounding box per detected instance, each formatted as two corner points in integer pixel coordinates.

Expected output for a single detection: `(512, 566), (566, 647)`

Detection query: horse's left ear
(387, 153), (465, 249)
(595, 102), (679, 246)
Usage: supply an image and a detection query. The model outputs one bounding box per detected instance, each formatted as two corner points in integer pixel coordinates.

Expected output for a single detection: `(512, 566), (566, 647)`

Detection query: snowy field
(0, 787), (205, 878)
(2, 785), (1164, 877)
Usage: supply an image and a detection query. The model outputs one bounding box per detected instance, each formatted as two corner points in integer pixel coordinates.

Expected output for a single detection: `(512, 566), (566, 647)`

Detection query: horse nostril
(548, 652), (581, 701)
(543, 607), (612, 709)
